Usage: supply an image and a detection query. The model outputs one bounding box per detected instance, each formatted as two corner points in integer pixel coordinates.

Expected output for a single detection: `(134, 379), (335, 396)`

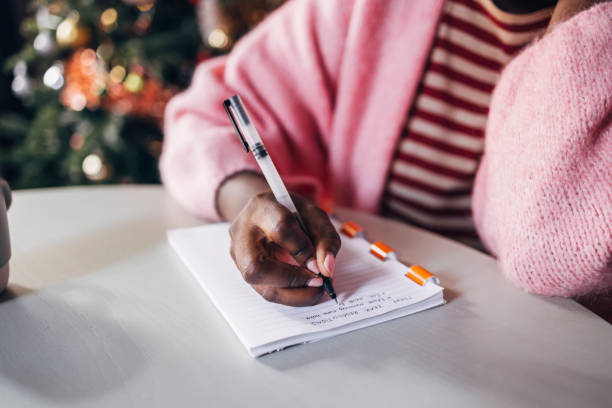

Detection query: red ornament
(102, 68), (175, 123)
(60, 48), (176, 122)
(60, 48), (106, 111)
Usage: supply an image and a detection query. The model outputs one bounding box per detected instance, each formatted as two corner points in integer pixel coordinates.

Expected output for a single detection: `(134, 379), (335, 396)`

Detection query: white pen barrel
(257, 155), (298, 214)
(226, 95), (301, 217)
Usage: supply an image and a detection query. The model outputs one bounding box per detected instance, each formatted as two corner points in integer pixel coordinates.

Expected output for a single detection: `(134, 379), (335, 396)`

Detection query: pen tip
(334, 298), (338, 304)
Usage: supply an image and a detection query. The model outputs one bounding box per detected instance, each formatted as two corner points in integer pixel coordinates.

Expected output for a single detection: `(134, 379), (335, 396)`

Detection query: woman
(160, 0), (612, 312)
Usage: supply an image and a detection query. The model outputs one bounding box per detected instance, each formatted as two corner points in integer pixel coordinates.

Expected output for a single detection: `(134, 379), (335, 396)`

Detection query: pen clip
(223, 99), (249, 152)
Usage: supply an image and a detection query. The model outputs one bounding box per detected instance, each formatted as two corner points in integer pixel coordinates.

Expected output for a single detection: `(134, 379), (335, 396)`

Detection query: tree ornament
(207, 28), (229, 49)
(43, 62), (65, 90)
(36, 6), (62, 31)
(109, 66), (127, 83)
(133, 12), (153, 34)
(56, 13), (90, 48)
(103, 69), (172, 122)
(2, 0), (205, 188)
(82, 153), (110, 181)
(11, 76), (33, 98)
(33, 30), (57, 55)
(13, 61), (28, 77)
(196, 0), (287, 49)
(69, 132), (85, 150)
(11, 61), (33, 98)
(100, 8), (119, 32)
(60, 48), (106, 111)
(124, 72), (144, 93)
(121, 0), (156, 6)
(48, 0), (68, 16)
(136, 2), (155, 12)
(96, 41), (115, 63)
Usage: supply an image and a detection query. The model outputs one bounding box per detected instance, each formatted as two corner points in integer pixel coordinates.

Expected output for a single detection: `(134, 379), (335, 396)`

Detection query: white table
(1, 186), (610, 408)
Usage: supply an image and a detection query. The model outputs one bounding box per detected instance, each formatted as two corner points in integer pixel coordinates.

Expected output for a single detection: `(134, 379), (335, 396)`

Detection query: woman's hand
(228, 192), (340, 306)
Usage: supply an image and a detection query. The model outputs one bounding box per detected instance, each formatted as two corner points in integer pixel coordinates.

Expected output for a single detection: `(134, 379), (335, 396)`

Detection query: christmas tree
(1, 0), (286, 189)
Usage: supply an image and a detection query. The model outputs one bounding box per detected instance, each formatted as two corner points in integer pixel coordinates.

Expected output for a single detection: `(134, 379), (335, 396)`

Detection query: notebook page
(168, 223), (443, 354)
(253, 293), (443, 357)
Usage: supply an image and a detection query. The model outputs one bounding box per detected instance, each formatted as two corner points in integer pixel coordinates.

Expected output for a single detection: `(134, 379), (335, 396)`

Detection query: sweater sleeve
(472, 3), (612, 297)
(160, 0), (353, 220)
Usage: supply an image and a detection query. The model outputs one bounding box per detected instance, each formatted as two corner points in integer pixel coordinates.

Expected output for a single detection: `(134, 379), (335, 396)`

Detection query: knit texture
(161, 0), (445, 219)
(161, 0), (612, 298)
(472, 3), (612, 297)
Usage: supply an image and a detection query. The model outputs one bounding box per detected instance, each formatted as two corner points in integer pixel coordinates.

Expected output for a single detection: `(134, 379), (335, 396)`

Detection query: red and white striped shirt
(381, 0), (552, 247)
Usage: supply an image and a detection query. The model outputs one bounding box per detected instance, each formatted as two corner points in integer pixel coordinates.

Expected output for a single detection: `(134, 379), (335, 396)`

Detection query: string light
(109, 66), (126, 83)
(43, 64), (64, 90)
(133, 13), (152, 34)
(33, 30), (56, 55)
(13, 61), (27, 77)
(11, 61), (32, 98)
(137, 2), (154, 12)
(69, 132), (85, 150)
(124, 72), (144, 93)
(56, 13), (79, 46)
(208, 28), (229, 49)
(65, 89), (87, 111)
(11, 75), (32, 98)
(56, 12), (89, 48)
(96, 42), (114, 62)
(82, 153), (108, 181)
(36, 6), (61, 30)
(100, 8), (118, 30)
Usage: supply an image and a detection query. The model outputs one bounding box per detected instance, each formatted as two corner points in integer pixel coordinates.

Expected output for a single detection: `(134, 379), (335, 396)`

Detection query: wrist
(216, 171), (271, 221)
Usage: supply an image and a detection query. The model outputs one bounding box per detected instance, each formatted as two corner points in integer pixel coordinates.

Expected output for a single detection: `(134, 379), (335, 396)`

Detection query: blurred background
(0, 0), (286, 190)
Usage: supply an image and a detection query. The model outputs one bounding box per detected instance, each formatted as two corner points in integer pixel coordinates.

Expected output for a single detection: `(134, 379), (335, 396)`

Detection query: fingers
(294, 198), (341, 278)
(249, 195), (316, 266)
(228, 192), (338, 307)
(252, 284), (324, 307)
(267, 242), (300, 266)
(244, 258), (323, 289)
(231, 228), (321, 288)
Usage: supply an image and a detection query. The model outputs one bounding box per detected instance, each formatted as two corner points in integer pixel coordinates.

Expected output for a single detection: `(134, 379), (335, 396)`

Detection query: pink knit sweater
(160, 0), (612, 299)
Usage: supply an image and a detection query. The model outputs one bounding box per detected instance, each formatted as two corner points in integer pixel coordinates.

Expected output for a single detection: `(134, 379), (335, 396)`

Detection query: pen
(223, 94), (338, 304)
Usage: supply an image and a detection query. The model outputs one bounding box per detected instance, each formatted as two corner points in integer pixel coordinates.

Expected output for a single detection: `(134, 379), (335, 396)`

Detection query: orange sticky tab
(405, 265), (436, 286)
(341, 221), (363, 238)
(369, 241), (395, 260)
(320, 200), (335, 215)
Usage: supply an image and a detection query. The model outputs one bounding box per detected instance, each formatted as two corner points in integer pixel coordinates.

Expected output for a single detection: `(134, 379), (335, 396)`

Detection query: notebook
(168, 220), (445, 357)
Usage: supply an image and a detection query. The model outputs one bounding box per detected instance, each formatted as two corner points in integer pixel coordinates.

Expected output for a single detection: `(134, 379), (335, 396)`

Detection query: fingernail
(324, 254), (335, 278)
(306, 259), (321, 274)
(307, 277), (323, 287)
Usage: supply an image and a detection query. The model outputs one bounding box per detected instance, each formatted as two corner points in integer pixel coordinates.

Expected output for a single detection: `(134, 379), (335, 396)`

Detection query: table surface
(0, 186), (610, 408)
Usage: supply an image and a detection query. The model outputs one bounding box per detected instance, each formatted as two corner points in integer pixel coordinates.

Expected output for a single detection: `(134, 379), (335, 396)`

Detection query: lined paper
(168, 223), (444, 356)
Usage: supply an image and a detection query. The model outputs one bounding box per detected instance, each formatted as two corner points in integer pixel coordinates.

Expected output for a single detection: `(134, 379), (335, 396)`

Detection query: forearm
(473, 2), (612, 297)
(162, 0), (347, 221)
(217, 172), (271, 221)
